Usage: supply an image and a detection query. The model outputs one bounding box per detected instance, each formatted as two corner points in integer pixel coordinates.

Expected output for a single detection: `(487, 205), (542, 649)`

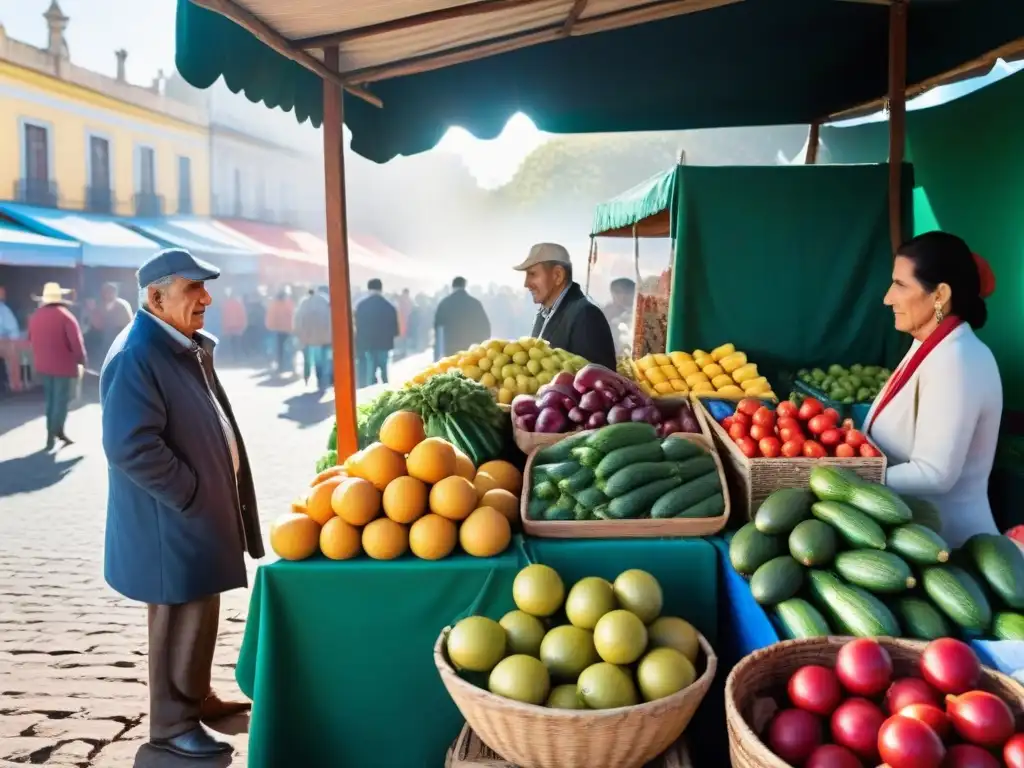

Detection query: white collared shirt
(536, 285), (570, 341)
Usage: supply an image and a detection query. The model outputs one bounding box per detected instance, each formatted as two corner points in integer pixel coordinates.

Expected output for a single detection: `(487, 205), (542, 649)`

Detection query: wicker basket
(435, 629), (717, 768)
(694, 398), (886, 521)
(725, 636), (1024, 768)
(512, 426), (582, 455)
(520, 431), (730, 538)
(445, 724), (695, 767)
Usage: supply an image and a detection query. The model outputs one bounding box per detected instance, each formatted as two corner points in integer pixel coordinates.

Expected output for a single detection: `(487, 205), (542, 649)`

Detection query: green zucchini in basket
(544, 494), (577, 521)
(533, 431), (591, 465)
(557, 466), (595, 496)
(533, 480), (560, 501)
(599, 461), (680, 497)
(775, 598), (831, 639)
(569, 445), (605, 469)
(650, 471), (722, 519)
(605, 477), (682, 520)
(674, 492), (725, 520)
(526, 496), (548, 521)
(573, 486), (608, 512)
(661, 436), (705, 462)
(542, 461), (581, 483)
(594, 441), (664, 481)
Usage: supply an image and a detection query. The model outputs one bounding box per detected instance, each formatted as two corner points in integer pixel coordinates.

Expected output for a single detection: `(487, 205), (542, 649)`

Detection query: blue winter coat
(100, 310), (264, 605)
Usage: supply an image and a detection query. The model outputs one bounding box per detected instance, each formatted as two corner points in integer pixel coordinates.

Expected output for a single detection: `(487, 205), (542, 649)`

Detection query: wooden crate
(694, 397), (886, 521)
(446, 724), (694, 768)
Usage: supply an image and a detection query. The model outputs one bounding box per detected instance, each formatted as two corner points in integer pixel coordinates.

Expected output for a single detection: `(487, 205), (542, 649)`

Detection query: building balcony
(85, 186), (114, 214)
(133, 192), (164, 217)
(15, 178), (58, 208)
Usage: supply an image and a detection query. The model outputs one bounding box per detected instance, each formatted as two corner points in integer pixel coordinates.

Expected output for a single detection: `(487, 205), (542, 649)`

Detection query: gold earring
(934, 301), (944, 323)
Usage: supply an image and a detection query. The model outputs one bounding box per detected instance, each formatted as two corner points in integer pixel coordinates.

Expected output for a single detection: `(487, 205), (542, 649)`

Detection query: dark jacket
(531, 283), (617, 370)
(354, 293), (399, 353)
(434, 288), (491, 358)
(100, 311), (264, 605)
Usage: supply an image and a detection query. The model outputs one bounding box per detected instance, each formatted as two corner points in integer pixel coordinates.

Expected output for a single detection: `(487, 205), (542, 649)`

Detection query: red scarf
(866, 315), (963, 434)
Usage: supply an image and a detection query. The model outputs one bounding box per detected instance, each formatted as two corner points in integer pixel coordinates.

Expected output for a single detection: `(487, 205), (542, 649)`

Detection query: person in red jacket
(28, 282), (86, 450)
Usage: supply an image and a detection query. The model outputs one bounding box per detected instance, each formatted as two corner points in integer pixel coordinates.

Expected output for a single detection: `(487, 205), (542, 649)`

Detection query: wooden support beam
(804, 121), (820, 164)
(562, 0), (591, 35)
(189, 0), (382, 107)
(887, 0), (908, 253)
(322, 45), (359, 461)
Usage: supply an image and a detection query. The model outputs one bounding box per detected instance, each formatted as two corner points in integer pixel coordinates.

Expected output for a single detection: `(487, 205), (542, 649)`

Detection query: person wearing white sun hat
(27, 281), (86, 450)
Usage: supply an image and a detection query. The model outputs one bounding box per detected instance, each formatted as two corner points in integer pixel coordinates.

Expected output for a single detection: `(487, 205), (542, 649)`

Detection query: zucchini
(543, 461), (581, 483)
(807, 570), (901, 638)
(650, 472), (721, 519)
(811, 500), (887, 550)
(573, 486), (608, 511)
(749, 556), (805, 606)
(606, 477), (682, 519)
(573, 502), (591, 521)
(672, 454), (717, 483)
(526, 496), (548, 520)
(893, 597), (952, 641)
(887, 524), (950, 565)
(965, 533), (1024, 610)
(661, 436), (704, 462)
(585, 422), (658, 453)
(808, 465), (863, 502)
(544, 501), (575, 521)
(788, 519), (837, 567)
(600, 461), (680, 498)
(533, 431), (592, 465)
(992, 612), (1024, 640)
(754, 488), (815, 535)
(775, 598), (832, 639)
(594, 441), (664, 480)
(729, 523), (784, 577)
(592, 505), (612, 520)
(922, 566), (992, 631)
(834, 550), (916, 593)
(570, 446), (604, 469)
(674, 491), (725, 519)
(533, 480), (560, 501)
(847, 483), (914, 526)
(900, 494), (943, 533)
(558, 466), (595, 496)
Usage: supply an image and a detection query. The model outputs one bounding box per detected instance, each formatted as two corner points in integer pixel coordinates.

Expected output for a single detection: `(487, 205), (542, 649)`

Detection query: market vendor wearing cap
(515, 243), (617, 370)
(864, 231), (1001, 548)
(100, 249), (264, 759)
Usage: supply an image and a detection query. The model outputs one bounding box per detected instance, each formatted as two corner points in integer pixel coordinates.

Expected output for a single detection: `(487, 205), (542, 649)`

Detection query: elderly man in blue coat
(100, 249), (264, 759)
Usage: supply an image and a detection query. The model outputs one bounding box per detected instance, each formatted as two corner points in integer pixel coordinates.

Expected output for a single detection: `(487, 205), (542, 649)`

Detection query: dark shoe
(150, 724), (232, 758)
(57, 432), (73, 446)
(200, 693), (251, 722)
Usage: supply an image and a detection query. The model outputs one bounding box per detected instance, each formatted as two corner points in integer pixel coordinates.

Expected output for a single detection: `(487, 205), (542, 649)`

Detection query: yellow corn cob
(719, 352), (748, 373)
(703, 363), (725, 378)
(732, 363), (759, 384)
(711, 374), (735, 390)
(653, 353), (672, 366)
(711, 343), (736, 362)
(677, 360), (700, 377)
(654, 381), (675, 395)
(640, 381), (656, 395)
(685, 372), (710, 387)
(630, 359), (643, 380)
(692, 349), (708, 359)
(716, 385), (745, 399)
(669, 351), (694, 367)
(660, 364), (682, 381)
(691, 381), (715, 394)
(670, 379), (689, 393)
(646, 368), (667, 384)
(745, 383), (773, 397)
(740, 376), (771, 393)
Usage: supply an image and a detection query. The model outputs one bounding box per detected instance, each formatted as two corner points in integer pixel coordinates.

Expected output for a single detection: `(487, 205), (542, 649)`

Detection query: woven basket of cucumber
(725, 636), (1024, 768)
(520, 422), (730, 538)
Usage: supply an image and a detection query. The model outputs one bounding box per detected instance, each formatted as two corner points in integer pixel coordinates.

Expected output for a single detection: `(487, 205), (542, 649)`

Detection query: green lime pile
(445, 564), (704, 709)
(797, 363), (891, 404)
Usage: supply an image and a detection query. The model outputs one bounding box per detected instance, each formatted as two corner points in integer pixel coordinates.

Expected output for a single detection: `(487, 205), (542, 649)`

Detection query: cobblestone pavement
(0, 354), (429, 766)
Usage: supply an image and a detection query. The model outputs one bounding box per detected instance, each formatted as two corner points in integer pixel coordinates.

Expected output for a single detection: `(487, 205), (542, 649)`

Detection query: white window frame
(85, 130), (114, 191)
(18, 117), (55, 182)
(133, 143), (158, 195)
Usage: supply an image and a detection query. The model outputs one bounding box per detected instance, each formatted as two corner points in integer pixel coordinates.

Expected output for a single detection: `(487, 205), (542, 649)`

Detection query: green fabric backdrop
(665, 164), (912, 383)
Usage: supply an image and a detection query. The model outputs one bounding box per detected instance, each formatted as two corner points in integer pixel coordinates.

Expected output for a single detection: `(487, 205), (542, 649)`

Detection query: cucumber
(811, 500), (887, 550)
(570, 446), (605, 469)
(847, 483), (913, 526)
(834, 550), (916, 593)
(992, 612), (1024, 640)
(887, 524), (950, 565)
(729, 523), (784, 577)
(533, 480), (559, 501)
(594, 441), (664, 480)
(775, 598), (832, 639)
(674, 491), (725, 519)
(807, 570), (901, 638)
(558, 466), (595, 496)
(544, 496), (575, 521)
(893, 597), (953, 640)
(922, 566), (992, 631)
(749, 556), (805, 606)
(543, 461), (581, 483)
(671, 455), (717, 483)
(573, 486), (608, 511)
(533, 431), (592, 465)
(600, 461), (681, 498)
(754, 488), (816, 535)
(788, 519), (837, 567)
(606, 477), (682, 519)
(661, 436), (704, 462)
(650, 471), (721, 518)
(900, 494), (943, 533)
(585, 422), (658, 453)
(573, 502), (591, 521)
(808, 465), (863, 502)
(526, 496), (548, 520)
(965, 533), (1024, 610)
(592, 505), (612, 520)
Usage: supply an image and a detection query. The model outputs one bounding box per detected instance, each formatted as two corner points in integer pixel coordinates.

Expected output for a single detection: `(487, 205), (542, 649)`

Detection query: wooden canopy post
(323, 45), (358, 460)
(887, 0), (908, 252)
(804, 121), (820, 164)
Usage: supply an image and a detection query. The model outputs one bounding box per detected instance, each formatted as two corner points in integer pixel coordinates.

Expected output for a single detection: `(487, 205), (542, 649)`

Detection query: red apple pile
(764, 637), (1022, 767)
(719, 397), (883, 460)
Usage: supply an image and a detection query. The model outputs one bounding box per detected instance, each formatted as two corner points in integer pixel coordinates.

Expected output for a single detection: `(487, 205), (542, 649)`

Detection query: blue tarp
(127, 217), (260, 274)
(0, 203), (160, 269)
(0, 220), (80, 268)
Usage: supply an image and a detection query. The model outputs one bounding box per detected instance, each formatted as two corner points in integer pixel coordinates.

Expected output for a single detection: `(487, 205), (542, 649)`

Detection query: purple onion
(586, 411), (608, 429)
(514, 414), (538, 432)
(567, 407), (590, 425)
(578, 390), (604, 413)
(607, 404), (632, 424)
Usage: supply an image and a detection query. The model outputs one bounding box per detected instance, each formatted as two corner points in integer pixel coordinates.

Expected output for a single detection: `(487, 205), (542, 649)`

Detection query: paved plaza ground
(0, 355), (428, 766)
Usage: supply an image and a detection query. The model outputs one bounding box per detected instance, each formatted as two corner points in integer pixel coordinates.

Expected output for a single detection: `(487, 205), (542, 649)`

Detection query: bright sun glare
(435, 113), (549, 190)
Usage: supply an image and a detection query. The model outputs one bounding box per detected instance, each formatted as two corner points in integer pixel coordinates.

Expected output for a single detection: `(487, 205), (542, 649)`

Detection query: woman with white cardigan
(864, 231), (1001, 548)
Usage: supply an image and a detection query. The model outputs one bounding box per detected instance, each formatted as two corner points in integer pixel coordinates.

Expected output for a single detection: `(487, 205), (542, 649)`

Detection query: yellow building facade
(0, 5), (210, 218)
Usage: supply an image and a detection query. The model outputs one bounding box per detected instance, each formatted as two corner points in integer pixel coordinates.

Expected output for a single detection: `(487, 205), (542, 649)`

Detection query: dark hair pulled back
(896, 231), (987, 329)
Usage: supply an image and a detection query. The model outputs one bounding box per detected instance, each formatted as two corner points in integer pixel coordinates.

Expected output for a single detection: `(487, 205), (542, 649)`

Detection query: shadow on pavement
(255, 371), (299, 388)
(0, 449), (85, 496)
(278, 391), (334, 428)
(0, 385), (98, 436)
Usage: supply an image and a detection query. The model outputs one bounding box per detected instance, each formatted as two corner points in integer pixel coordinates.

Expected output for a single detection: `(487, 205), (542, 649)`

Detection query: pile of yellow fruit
(410, 338), (588, 405)
(632, 343), (775, 400)
(270, 411), (522, 562)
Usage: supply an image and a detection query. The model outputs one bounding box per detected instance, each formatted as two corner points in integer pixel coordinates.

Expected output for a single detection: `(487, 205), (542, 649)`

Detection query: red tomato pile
(720, 397), (883, 460)
(764, 637), (1023, 768)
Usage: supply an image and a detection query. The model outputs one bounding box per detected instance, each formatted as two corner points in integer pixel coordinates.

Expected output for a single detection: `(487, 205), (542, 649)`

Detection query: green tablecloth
(237, 536), (718, 767)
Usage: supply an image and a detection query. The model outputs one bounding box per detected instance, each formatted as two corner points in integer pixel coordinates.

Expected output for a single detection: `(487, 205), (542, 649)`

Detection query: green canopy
(591, 167), (676, 238)
(176, 0), (1024, 164)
